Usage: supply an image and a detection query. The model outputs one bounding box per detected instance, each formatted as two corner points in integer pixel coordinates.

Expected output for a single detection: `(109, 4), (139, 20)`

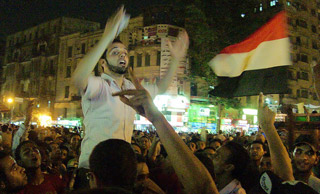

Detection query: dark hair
(15, 140), (38, 161)
(209, 138), (222, 145)
(194, 153), (215, 181)
(224, 141), (259, 192)
(44, 137), (54, 142)
(89, 139), (137, 190)
(204, 147), (216, 152)
(250, 140), (266, 151)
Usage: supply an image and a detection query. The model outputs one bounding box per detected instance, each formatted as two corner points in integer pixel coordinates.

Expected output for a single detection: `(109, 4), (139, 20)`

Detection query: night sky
(0, 0), (171, 39)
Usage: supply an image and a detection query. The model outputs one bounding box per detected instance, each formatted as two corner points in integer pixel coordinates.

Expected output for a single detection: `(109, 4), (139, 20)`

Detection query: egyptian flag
(209, 11), (291, 98)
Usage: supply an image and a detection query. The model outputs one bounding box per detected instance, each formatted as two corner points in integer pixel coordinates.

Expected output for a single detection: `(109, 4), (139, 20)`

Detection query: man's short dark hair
(250, 140), (266, 151)
(89, 139), (137, 190)
(14, 140), (38, 161)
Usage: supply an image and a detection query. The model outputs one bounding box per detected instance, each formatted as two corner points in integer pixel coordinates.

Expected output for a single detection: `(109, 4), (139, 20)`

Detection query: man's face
(259, 156), (273, 173)
(197, 141), (206, 150)
(293, 144), (318, 173)
(139, 137), (150, 150)
(212, 146), (231, 175)
(49, 143), (61, 161)
(105, 42), (129, 75)
(0, 156), (27, 188)
(19, 143), (41, 168)
(70, 135), (80, 148)
(61, 149), (68, 161)
(250, 143), (265, 161)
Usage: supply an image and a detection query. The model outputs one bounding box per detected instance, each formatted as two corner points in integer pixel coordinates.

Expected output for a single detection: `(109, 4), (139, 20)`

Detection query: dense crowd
(0, 93), (319, 194)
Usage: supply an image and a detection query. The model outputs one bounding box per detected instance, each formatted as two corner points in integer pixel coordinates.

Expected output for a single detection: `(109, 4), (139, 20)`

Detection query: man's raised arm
(71, 7), (127, 91)
(258, 93), (294, 181)
(156, 31), (189, 94)
(113, 69), (218, 194)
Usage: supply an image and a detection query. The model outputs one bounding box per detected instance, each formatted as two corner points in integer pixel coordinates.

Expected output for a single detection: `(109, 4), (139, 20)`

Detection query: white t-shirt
(79, 74), (158, 169)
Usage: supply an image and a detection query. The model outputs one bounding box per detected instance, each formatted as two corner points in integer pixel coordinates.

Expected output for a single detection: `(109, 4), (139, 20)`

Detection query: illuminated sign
(199, 108), (210, 116)
(243, 108), (258, 115)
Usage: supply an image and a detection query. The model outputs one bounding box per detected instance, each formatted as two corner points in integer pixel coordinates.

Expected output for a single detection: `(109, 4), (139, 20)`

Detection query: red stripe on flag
(220, 11), (288, 54)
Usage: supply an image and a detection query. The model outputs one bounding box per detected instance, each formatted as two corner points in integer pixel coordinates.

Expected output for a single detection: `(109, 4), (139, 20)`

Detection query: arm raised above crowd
(156, 31), (189, 94)
(113, 69), (218, 194)
(258, 93), (294, 181)
(71, 6), (127, 91)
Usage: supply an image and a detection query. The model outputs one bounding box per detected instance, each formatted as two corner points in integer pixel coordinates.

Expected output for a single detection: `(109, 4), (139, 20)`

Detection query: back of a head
(89, 139), (137, 190)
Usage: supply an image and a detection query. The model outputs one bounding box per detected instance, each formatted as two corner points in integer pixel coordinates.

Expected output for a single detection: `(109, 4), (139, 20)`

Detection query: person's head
(249, 141), (266, 162)
(15, 141), (41, 170)
(131, 143), (142, 155)
(44, 136), (54, 145)
(138, 136), (150, 151)
(70, 133), (81, 149)
(292, 134), (318, 173)
(212, 141), (249, 180)
(135, 154), (149, 183)
(209, 139), (222, 150)
(292, 143), (318, 173)
(89, 139), (137, 190)
(203, 147), (216, 160)
(196, 140), (206, 150)
(99, 40), (129, 75)
(259, 153), (273, 173)
(0, 151), (27, 192)
(254, 134), (266, 144)
(60, 145), (69, 162)
(48, 142), (61, 161)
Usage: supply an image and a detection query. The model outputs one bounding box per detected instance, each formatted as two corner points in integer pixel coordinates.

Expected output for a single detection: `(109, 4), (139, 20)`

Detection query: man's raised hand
(112, 68), (161, 122)
(258, 93), (276, 130)
(103, 6), (128, 40)
(168, 31), (189, 60)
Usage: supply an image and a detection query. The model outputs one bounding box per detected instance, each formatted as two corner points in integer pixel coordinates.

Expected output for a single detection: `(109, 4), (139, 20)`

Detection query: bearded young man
(71, 6), (189, 188)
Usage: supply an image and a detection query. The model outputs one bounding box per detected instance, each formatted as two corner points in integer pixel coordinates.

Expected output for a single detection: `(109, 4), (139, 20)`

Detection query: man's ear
(98, 59), (106, 73)
(224, 164), (235, 173)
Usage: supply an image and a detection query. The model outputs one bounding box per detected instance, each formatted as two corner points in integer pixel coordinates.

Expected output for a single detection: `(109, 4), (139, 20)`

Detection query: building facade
(1, 17), (100, 122)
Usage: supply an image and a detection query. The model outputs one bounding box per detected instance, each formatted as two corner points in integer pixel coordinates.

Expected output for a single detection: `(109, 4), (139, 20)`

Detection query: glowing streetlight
(7, 98), (13, 103)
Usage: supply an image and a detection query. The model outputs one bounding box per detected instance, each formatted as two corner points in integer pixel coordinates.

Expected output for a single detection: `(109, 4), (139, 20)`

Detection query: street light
(7, 98), (14, 123)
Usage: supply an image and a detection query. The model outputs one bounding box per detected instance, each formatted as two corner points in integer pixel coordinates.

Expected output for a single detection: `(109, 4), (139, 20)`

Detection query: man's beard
(107, 63), (128, 75)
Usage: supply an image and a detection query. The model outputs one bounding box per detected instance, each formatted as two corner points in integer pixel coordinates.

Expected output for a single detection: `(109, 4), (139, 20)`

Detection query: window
(66, 66), (71, 78)
(300, 54), (308, 63)
(68, 46), (73, 58)
(39, 45), (46, 52)
(296, 19), (307, 28)
(311, 25), (317, 33)
(137, 54), (142, 67)
(301, 90), (308, 98)
(296, 37), (301, 45)
(157, 51), (161, 66)
(145, 53), (150, 66)
(313, 93), (318, 100)
(311, 9), (316, 16)
(49, 60), (54, 73)
(65, 86), (70, 98)
(81, 43), (86, 54)
(300, 72), (309, 81)
(129, 56), (134, 68)
(191, 82), (197, 96)
(288, 71), (294, 80)
(296, 89), (300, 97)
(312, 41), (318, 49)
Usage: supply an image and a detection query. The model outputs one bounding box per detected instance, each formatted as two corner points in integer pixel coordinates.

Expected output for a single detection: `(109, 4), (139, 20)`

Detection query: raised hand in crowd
(258, 93), (294, 181)
(113, 68), (219, 194)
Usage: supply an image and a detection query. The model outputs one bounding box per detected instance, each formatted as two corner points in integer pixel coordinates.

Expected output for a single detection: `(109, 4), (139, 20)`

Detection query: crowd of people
(0, 6), (320, 194)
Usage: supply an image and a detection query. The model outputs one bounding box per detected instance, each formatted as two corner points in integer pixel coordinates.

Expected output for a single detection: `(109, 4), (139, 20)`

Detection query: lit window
(270, 0), (276, 6)
(241, 14), (245, 18)
(287, 1), (291, 6)
(259, 4), (263, 11)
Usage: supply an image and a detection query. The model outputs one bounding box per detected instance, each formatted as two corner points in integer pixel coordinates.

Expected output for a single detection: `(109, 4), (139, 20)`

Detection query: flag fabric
(209, 11), (291, 98)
